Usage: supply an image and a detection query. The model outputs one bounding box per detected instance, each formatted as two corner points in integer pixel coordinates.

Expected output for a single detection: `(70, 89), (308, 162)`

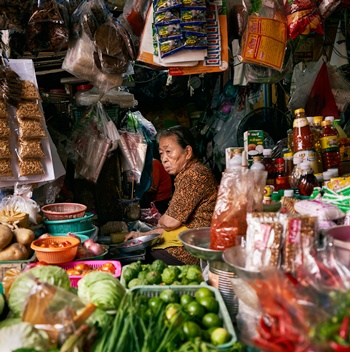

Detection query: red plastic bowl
(41, 203), (87, 220)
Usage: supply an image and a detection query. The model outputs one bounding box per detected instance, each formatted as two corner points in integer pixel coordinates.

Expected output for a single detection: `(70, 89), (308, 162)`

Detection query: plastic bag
(70, 102), (118, 183)
(0, 183), (40, 224)
(239, 0), (287, 71)
(122, 0), (151, 37)
(285, 0), (323, 39)
(62, 30), (123, 93)
(210, 169), (267, 250)
(141, 202), (161, 226)
(305, 61), (338, 118)
(0, 57), (22, 107)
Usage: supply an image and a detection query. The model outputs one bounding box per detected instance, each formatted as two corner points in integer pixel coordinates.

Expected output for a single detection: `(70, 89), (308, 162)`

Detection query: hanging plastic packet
(158, 38), (184, 58)
(154, 9), (181, 26)
(182, 0), (206, 8)
(181, 23), (207, 36)
(180, 8), (206, 24)
(239, 0), (287, 72)
(156, 23), (182, 40)
(154, 0), (182, 14)
(183, 35), (207, 50)
(0, 57), (22, 107)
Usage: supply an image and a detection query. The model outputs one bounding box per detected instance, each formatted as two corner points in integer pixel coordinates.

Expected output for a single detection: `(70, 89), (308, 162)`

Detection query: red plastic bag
(305, 62), (338, 118)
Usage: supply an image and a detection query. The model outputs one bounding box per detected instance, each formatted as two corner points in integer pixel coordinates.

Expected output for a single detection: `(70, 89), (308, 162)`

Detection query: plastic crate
(130, 285), (237, 351)
(43, 212), (94, 233)
(0, 252), (36, 281)
(58, 260), (122, 288)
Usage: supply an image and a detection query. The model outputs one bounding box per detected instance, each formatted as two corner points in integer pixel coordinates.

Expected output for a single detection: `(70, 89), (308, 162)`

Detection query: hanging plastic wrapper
(70, 102), (120, 183)
(239, 0), (287, 72)
(210, 169), (267, 250)
(0, 56), (22, 107)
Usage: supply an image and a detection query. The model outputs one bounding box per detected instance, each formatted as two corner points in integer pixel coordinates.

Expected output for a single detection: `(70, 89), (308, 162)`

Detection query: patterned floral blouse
(165, 159), (218, 228)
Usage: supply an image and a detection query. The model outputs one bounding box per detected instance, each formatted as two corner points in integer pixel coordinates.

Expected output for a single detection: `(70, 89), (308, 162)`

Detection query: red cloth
(151, 159), (173, 202)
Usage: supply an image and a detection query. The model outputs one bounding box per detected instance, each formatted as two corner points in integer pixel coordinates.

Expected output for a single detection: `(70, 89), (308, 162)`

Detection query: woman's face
(159, 136), (191, 175)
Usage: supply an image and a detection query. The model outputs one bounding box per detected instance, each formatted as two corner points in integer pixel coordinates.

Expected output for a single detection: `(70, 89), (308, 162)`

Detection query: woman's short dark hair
(157, 125), (199, 158)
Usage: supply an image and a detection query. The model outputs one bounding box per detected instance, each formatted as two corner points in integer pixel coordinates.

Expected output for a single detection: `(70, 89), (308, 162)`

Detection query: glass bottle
(274, 157), (289, 190)
(312, 116), (323, 173)
(292, 108), (313, 152)
(250, 156), (266, 171)
(298, 161), (319, 196)
(289, 156), (302, 189)
(320, 120), (341, 173)
(284, 152), (293, 179)
(262, 149), (275, 185)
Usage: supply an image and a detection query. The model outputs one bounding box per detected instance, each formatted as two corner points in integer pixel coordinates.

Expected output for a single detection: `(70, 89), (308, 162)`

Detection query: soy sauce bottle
(298, 161), (319, 196)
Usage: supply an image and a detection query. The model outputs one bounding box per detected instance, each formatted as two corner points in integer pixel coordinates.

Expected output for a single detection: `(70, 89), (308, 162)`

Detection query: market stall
(1, 0), (350, 351)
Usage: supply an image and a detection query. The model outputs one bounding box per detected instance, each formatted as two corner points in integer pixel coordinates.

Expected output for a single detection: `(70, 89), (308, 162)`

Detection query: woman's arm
(124, 227), (164, 241)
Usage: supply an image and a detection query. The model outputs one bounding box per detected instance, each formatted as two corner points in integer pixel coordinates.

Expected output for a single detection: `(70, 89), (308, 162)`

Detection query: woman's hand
(124, 228), (164, 242)
(124, 231), (144, 242)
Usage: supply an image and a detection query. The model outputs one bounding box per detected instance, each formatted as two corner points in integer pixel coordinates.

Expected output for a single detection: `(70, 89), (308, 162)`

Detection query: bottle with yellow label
(320, 120), (341, 173)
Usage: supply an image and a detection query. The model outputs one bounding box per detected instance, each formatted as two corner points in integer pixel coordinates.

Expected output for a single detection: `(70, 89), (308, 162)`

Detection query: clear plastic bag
(210, 169), (267, 250)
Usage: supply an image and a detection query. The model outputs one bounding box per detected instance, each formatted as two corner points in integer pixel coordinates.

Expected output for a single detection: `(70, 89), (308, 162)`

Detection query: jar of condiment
(275, 157), (289, 190)
(320, 120), (341, 173)
(298, 161), (319, 196)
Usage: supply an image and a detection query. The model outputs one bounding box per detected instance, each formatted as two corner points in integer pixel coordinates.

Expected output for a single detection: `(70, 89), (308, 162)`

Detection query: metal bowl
(114, 233), (160, 253)
(223, 246), (264, 280)
(178, 227), (224, 262)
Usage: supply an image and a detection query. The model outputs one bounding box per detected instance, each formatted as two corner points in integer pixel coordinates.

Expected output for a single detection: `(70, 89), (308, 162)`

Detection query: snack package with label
(294, 199), (345, 221)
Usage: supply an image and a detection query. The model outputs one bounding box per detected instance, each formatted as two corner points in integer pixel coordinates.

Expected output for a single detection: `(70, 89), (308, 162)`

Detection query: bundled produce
(122, 259), (204, 288)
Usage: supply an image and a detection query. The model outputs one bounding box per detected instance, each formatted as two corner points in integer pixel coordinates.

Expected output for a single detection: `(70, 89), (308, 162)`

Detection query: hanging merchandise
(239, 0), (287, 71)
(69, 102), (119, 183)
(284, 0), (323, 40)
(305, 61), (339, 119)
(26, 0), (70, 56)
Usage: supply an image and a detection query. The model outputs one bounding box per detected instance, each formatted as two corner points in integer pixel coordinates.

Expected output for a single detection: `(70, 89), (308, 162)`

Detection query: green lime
(165, 305), (183, 327)
(185, 301), (205, 319)
(202, 313), (222, 329)
(159, 289), (179, 303)
(182, 321), (202, 340)
(180, 294), (194, 306)
(195, 287), (215, 301)
(197, 296), (219, 313)
(202, 327), (217, 342)
(210, 327), (230, 345)
(148, 297), (163, 311)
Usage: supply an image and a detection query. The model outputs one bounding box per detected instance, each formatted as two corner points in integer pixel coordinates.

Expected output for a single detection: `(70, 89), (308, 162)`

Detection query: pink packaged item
(294, 199), (344, 221)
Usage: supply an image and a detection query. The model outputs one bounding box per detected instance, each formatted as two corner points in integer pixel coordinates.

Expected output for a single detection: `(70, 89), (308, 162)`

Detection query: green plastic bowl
(43, 213), (94, 233)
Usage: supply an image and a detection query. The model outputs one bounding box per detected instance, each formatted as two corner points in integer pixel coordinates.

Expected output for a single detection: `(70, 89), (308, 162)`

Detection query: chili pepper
(253, 337), (286, 352)
(340, 316), (349, 341)
(258, 316), (272, 339)
(330, 341), (350, 351)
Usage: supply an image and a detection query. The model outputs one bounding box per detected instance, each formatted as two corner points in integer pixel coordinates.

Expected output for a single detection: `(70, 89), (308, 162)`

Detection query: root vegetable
(12, 228), (35, 245)
(0, 243), (28, 261)
(0, 224), (13, 250)
(84, 239), (105, 256)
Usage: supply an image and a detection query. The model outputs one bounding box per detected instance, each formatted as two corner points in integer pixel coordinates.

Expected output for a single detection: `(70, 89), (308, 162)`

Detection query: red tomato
(99, 262), (116, 274)
(74, 263), (92, 272)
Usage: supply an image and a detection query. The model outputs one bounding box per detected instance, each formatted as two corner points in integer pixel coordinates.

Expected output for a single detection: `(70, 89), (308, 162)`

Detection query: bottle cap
(328, 168), (339, 177)
(300, 162), (310, 170)
(252, 156), (262, 162)
(283, 152), (293, 158)
(313, 116), (323, 124)
(334, 119), (341, 125)
(321, 120), (331, 127)
(233, 148), (242, 155)
(284, 189), (294, 197)
(325, 116), (335, 122)
(293, 156), (302, 165)
(322, 170), (333, 181)
(263, 149), (272, 156)
(271, 192), (281, 202)
(307, 117), (313, 124)
(294, 108), (305, 115)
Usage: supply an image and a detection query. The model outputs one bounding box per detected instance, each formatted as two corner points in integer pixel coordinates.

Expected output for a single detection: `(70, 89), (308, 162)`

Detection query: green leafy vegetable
(78, 271), (125, 311)
(0, 322), (51, 352)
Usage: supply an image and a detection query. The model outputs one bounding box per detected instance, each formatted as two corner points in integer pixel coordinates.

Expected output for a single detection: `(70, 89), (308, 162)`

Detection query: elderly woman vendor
(125, 125), (218, 265)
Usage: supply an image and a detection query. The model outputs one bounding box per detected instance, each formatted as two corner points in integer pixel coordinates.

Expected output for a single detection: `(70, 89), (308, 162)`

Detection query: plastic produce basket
(58, 260), (122, 288)
(43, 212), (94, 233)
(30, 236), (80, 264)
(41, 203), (87, 220)
(130, 285), (237, 351)
(49, 225), (96, 239)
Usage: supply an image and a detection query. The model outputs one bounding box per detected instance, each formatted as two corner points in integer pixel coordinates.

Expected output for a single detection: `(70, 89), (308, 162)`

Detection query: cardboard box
(244, 130), (264, 163)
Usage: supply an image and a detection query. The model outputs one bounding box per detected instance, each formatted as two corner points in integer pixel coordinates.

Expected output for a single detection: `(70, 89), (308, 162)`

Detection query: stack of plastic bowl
(41, 203), (95, 242)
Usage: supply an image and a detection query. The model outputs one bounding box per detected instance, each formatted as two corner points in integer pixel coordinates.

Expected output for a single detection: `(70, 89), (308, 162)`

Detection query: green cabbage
(0, 322), (50, 351)
(8, 266), (71, 316)
(78, 271), (125, 311)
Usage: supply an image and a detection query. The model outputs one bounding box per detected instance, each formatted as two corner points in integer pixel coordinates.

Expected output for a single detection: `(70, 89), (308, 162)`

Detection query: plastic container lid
(271, 192), (281, 201)
(284, 189), (294, 197)
(325, 116), (335, 122)
(284, 152), (293, 158)
(313, 116), (323, 124)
